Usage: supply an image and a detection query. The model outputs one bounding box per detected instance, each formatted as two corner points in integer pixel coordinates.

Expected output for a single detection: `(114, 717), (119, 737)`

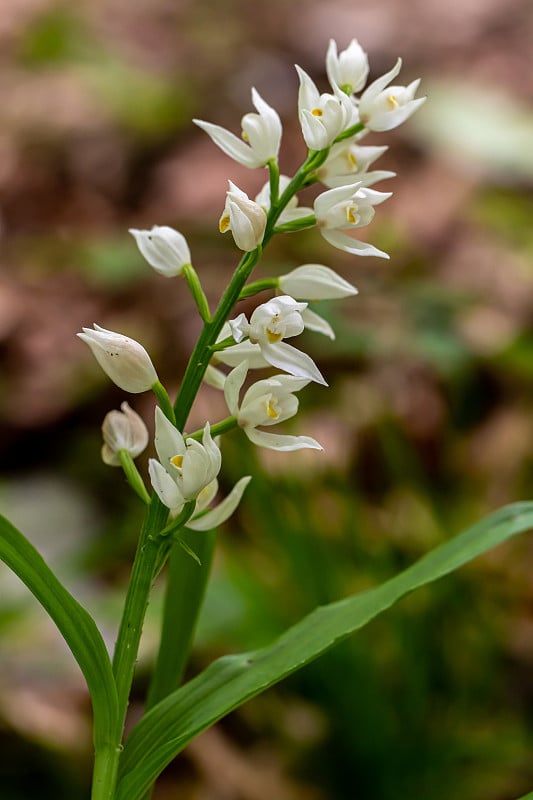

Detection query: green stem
(146, 529), (216, 708)
(92, 744), (121, 800)
(187, 416), (238, 441)
(152, 381), (176, 425)
(238, 277), (278, 299)
(92, 496), (169, 799)
(112, 498), (169, 723)
(183, 263), (211, 323)
(118, 450), (151, 505)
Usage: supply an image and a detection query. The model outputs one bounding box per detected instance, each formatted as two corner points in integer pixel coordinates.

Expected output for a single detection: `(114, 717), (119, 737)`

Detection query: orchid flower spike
(77, 324), (158, 393)
(219, 181), (267, 251)
(229, 295), (327, 385)
(359, 58), (426, 132)
(325, 39), (369, 95)
(129, 225), (191, 277)
(194, 88), (282, 168)
(224, 361), (323, 452)
(101, 402), (149, 466)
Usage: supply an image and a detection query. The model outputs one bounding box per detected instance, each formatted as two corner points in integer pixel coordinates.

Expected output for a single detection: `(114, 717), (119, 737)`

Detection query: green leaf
(117, 502), (533, 800)
(0, 515), (118, 749)
(515, 793), (533, 800)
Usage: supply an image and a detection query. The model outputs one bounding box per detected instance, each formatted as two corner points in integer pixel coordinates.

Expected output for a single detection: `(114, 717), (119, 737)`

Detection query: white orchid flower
(129, 225), (191, 277)
(77, 324), (158, 393)
(278, 264), (357, 300)
(149, 410), (221, 510)
(229, 295), (327, 385)
(149, 409), (250, 528)
(313, 182), (391, 258)
(101, 402), (149, 466)
(325, 39), (369, 95)
(318, 142), (395, 189)
(219, 181), (267, 251)
(359, 58), (426, 132)
(224, 361), (322, 452)
(296, 65), (354, 150)
(194, 88), (282, 168)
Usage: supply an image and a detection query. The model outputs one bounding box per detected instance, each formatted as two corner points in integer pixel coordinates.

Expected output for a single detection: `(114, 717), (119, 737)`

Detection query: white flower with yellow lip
(194, 88), (282, 168)
(318, 142), (395, 189)
(325, 39), (369, 95)
(149, 409), (250, 528)
(313, 182), (391, 258)
(296, 65), (354, 151)
(359, 58), (426, 132)
(224, 361), (323, 452)
(149, 410), (221, 509)
(219, 181), (267, 251)
(229, 295), (327, 385)
(77, 324), (158, 393)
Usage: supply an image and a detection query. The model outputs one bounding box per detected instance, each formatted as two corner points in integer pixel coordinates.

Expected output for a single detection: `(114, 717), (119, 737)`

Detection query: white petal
(186, 476), (252, 531)
(320, 229), (390, 258)
(203, 364), (227, 390)
(224, 361), (249, 416)
(154, 407), (186, 471)
(245, 428), (323, 451)
(360, 58), (402, 107)
(302, 307), (335, 340)
(148, 458), (184, 512)
(262, 340), (327, 386)
(193, 120), (261, 168)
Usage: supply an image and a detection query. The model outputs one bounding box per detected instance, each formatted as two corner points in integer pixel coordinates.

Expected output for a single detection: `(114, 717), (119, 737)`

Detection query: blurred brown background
(1, 0), (533, 798)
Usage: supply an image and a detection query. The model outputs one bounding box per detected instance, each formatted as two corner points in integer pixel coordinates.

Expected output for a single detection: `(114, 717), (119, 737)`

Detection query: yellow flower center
(219, 214), (230, 233)
(311, 108), (323, 117)
(267, 399), (279, 419)
(266, 327), (283, 343)
(241, 130), (249, 142)
(346, 203), (359, 225)
(387, 94), (399, 110)
(170, 454), (184, 468)
(347, 152), (358, 170)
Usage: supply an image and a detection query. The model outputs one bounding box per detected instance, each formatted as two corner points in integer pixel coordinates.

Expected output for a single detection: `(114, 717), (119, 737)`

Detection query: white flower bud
(101, 402), (149, 466)
(219, 181), (267, 251)
(129, 225), (191, 277)
(77, 324), (158, 393)
(326, 39), (369, 95)
(278, 264), (357, 300)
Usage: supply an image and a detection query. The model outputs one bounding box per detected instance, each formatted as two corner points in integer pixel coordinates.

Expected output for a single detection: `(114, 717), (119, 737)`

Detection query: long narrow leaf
(118, 501), (533, 799)
(0, 515), (118, 749)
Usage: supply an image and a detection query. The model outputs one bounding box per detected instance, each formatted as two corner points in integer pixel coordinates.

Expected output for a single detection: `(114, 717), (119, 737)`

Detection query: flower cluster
(76, 39), (424, 540)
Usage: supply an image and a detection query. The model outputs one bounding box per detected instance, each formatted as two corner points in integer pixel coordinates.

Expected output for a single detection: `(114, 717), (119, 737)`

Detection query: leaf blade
(117, 501), (533, 799)
(0, 514), (118, 748)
